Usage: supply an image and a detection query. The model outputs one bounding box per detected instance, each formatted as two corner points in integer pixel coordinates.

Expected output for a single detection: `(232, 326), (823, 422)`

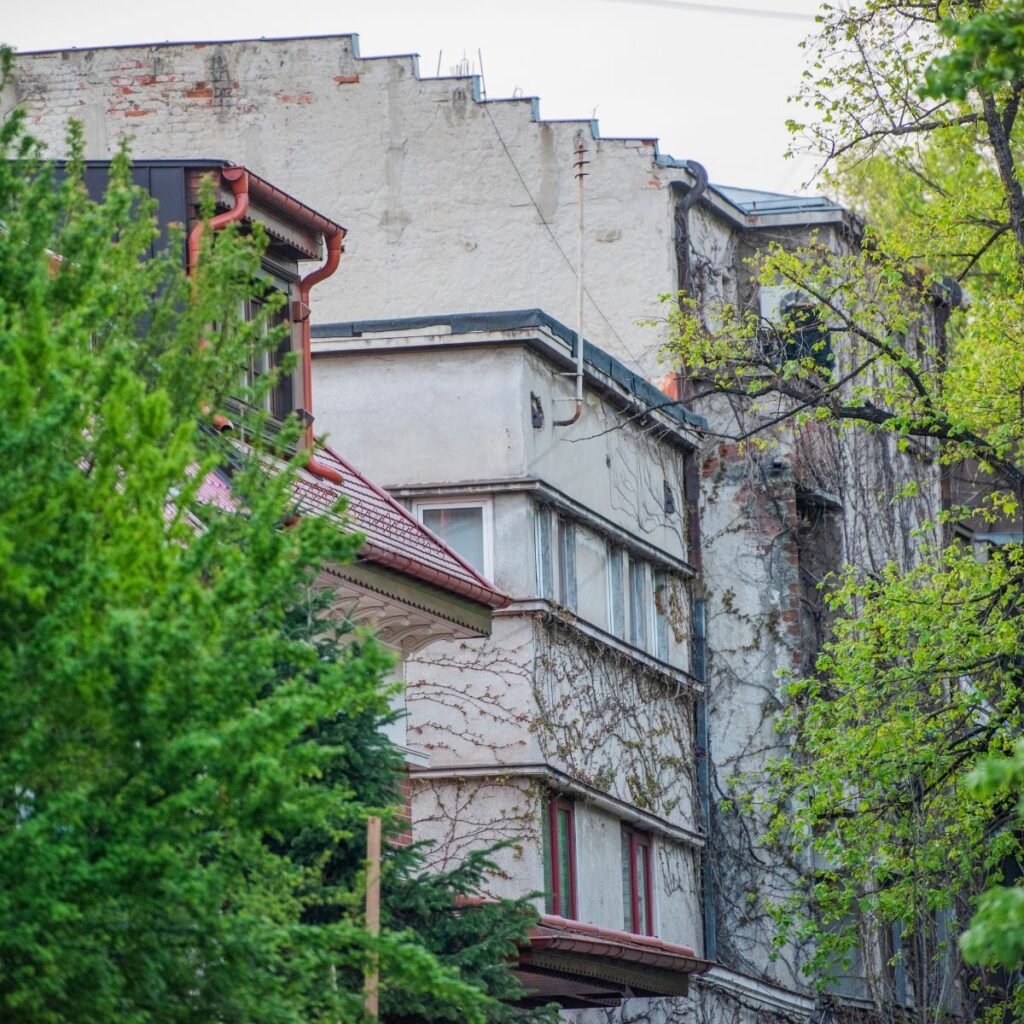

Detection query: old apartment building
(6, 33), (956, 1022)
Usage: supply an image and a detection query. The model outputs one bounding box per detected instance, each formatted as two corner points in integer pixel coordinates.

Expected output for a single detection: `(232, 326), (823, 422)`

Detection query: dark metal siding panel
(148, 166), (190, 265)
(54, 161), (192, 265)
(81, 166), (109, 204)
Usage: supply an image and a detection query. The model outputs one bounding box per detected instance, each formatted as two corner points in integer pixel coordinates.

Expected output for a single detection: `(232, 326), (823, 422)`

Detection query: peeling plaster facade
(8, 33), (949, 1023)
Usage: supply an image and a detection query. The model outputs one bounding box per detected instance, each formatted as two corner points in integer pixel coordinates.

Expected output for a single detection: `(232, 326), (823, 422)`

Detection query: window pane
(541, 802), (554, 914)
(654, 570), (670, 661)
(629, 559), (647, 649)
(608, 546), (624, 638)
(536, 508), (553, 599)
(558, 518), (577, 612)
(636, 843), (650, 934)
(422, 506), (485, 573)
(557, 807), (573, 917)
(621, 832), (633, 930)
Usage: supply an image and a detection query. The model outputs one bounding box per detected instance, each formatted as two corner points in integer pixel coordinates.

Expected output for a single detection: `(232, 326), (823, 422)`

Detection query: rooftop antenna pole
(555, 133), (589, 426)
(477, 48), (487, 99)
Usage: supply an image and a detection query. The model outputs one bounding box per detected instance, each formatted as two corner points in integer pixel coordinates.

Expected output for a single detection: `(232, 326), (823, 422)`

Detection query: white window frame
(652, 569), (671, 662)
(557, 516), (577, 613)
(535, 505), (554, 600)
(628, 556), (648, 650)
(413, 498), (494, 579)
(607, 543), (625, 639)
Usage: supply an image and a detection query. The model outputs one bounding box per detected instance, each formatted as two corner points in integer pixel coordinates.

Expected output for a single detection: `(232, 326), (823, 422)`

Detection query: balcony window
(541, 796), (577, 918)
(628, 557), (647, 649)
(621, 827), (654, 935)
(535, 506), (554, 600)
(607, 544), (625, 638)
(557, 517), (577, 613)
(653, 569), (670, 661)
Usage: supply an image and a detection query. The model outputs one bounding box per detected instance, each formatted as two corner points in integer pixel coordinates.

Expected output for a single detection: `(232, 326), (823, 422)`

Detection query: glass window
(542, 796), (576, 918)
(535, 506), (553, 600)
(607, 544), (625, 638)
(654, 569), (670, 661)
(557, 518), (577, 612)
(621, 828), (654, 935)
(244, 293), (294, 419)
(416, 501), (491, 577)
(629, 557), (647, 649)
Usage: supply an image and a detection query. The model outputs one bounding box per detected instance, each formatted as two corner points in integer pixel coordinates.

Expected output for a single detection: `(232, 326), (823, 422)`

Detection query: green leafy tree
(0, 57), (552, 1024)
(662, 1), (1024, 1018)
(961, 741), (1024, 970)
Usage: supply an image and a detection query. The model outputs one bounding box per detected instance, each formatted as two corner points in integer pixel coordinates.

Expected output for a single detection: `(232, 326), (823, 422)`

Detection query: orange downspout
(187, 166), (250, 275)
(295, 227), (345, 467)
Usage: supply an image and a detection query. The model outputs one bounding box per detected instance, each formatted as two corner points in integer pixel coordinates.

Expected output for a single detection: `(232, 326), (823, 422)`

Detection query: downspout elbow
(297, 228), (346, 447)
(553, 399), (583, 427)
(187, 166), (250, 275)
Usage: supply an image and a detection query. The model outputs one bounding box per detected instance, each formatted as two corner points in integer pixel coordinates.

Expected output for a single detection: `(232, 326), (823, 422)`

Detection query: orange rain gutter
(295, 226), (345, 466)
(187, 166), (250, 275)
(185, 164), (347, 484)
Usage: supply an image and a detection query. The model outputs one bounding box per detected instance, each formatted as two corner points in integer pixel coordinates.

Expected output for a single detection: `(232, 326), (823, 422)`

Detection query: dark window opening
(244, 292), (295, 420)
(782, 301), (832, 372)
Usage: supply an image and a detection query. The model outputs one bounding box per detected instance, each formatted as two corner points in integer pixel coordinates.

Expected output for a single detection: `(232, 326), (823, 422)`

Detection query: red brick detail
(657, 372), (683, 402)
(123, 109), (154, 117)
(134, 74), (158, 86)
(278, 93), (313, 104)
(333, 74), (360, 84)
(186, 86), (214, 99)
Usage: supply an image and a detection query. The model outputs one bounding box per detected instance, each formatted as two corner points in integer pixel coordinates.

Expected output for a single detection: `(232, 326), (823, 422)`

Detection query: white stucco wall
(314, 344), (528, 486)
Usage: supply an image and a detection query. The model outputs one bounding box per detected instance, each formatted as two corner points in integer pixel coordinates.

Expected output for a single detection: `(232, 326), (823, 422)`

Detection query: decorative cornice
(319, 564), (489, 654)
(697, 966), (816, 1018)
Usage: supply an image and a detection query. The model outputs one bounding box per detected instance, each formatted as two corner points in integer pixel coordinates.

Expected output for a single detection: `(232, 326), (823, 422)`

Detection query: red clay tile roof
(293, 445), (508, 610)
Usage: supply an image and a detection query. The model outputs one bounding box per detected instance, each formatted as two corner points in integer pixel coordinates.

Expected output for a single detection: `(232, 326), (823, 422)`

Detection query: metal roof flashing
(312, 310), (708, 438)
(704, 182), (849, 230)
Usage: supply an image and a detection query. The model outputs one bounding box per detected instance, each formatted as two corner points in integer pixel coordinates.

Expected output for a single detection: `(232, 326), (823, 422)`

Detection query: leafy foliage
(662, 0), (1024, 1015)
(0, 66), (550, 1023)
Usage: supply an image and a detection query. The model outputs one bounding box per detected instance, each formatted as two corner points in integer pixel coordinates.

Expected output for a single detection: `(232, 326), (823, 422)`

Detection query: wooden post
(364, 815), (382, 1018)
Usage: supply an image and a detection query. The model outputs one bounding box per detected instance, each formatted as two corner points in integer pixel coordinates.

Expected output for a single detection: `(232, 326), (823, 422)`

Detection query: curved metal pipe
(187, 166), (250, 274)
(670, 160), (708, 299)
(297, 227), (346, 449)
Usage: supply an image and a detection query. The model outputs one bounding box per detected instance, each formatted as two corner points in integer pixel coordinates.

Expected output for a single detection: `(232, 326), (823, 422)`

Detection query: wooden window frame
(542, 795), (577, 919)
(621, 826), (655, 936)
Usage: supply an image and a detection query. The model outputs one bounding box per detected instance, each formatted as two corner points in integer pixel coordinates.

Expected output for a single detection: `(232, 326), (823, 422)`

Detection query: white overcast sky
(6, 0), (827, 195)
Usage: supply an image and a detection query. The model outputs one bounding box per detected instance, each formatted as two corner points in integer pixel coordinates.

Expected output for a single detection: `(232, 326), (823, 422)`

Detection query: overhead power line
(600, 0), (818, 22)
